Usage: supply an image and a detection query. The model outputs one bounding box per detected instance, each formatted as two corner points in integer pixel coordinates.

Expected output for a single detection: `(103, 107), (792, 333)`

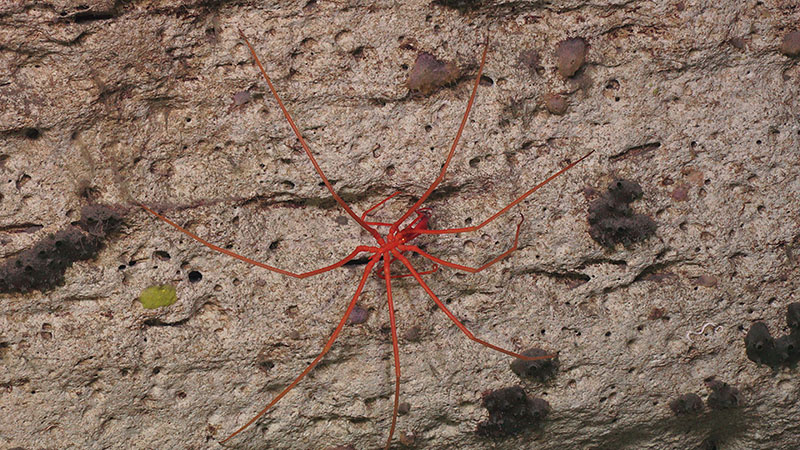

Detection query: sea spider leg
(414, 150), (594, 237)
(391, 250), (548, 362)
(389, 35), (490, 234)
(382, 252), (402, 450)
(377, 253), (439, 279)
(361, 191), (402, 221)
(220, 256), (380, 444)
(399, 213), (524, 274)
(384, 263), (439, 279)
(139, 203), (379, 279)
(398, 220), (556, 361)
(238, 29), (382, 242)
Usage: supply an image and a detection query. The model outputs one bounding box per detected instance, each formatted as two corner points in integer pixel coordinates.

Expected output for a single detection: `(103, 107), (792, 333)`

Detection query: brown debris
(407, 52), (460, 96)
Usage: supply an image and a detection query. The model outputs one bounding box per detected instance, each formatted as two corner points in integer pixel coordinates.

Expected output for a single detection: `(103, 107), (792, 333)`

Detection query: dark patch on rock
(669, 393), (703, 415)
(431, 0), (485, 12)
(476, 386), (550, 437)
(0, 204), (125, 294)
(403, 325), (422, 342)
(77, 204), (124, 237)
(705, 379), (741, 410)
(700, 437), (721, 450)
(407, 52), (460, 96)
(518, 49), (542, 74)
(587, 179), (656, 248)
(786, 302), (800, 330)
(510, 348), (559, 381)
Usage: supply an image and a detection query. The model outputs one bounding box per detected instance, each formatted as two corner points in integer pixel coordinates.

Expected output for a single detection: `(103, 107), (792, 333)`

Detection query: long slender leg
(361, 191), (401, 221)
(220, 256), (379, 444)
(140, 203), (378, 278)
(414, 150), (594, 237)
(382, 252), (401, 450)
(390, 34), (490, 234)
(391, 250), (554, 362)
(386, 264), (438, 279)
(398, 214), (523, 274)
(375, 254), (438, 280)
(365, 221), (395, 227)
(238, 29), (382, 241)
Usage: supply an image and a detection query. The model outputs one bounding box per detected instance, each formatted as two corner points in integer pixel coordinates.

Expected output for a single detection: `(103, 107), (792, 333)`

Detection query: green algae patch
(138, 285), (177, 309)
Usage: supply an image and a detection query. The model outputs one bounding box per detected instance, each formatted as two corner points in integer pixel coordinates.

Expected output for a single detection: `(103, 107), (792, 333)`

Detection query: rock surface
(1, 1), (799, 449)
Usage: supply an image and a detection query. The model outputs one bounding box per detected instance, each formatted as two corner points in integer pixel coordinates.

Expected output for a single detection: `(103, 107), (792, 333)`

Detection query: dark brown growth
(78, 204), (125, 238)
(775, 332), (800, 366)
(587, 179), (656, 248)
(431, 0), (485, 12)
(780, 31), (800, 56)
(744, 303), (800, 368)
(556, 38), (587, 78)
(510, 348), (559, 381)
(518, 49), (542, 74)
(0, 205), (121, 293)
(669, 393), (703, 416)
(476, 386), (550, 437)
(407, 52), (460, 96)
(744, 322), (778, 366)
(0, 204), (124, 294)
(705, 379), (741, 410)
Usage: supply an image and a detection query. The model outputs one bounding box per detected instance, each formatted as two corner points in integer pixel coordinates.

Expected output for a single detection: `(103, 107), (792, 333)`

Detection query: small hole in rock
(23, 128), (41, 139)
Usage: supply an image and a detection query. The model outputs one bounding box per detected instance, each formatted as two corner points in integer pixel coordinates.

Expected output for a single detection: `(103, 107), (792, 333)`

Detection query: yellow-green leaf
(138, 284), (177, 309)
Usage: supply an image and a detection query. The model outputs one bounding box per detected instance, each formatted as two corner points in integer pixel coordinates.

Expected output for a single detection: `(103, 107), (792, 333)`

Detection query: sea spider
(140, 29), (592, 448)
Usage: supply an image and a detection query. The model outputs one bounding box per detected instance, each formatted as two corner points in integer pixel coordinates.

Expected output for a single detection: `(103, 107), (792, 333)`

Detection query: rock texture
(1, 1), (799, 449)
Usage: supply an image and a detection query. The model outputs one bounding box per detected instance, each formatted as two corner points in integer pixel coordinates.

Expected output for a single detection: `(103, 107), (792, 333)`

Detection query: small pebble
(346, 304), (369, 325)
(556, 38), (587, 78)
(780, 31), (800, 57)
(233, 90), (251, 106)
(693, 274), (718, 288)
(543, 93), (568, 115)
(398, 401), (411, 415)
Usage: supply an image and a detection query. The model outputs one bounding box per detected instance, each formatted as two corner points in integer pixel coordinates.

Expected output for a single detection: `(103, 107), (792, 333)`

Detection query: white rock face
(1, 1), (799, 449)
